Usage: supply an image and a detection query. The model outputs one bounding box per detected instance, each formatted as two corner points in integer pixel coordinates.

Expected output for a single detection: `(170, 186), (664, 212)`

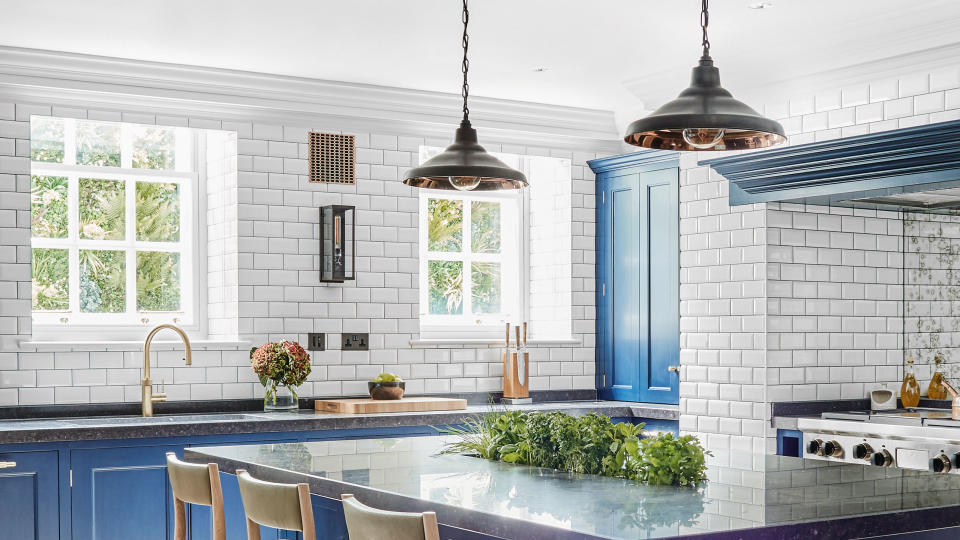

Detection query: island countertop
(0, 400), (677, 444)
(186, 436), (960, 540)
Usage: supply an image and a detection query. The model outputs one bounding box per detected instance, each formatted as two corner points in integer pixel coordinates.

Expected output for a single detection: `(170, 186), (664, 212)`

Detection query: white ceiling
(3, 0), (959, 116)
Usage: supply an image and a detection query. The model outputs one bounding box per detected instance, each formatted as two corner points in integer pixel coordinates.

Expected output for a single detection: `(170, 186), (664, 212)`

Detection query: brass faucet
(942, 379), (960, 421)
(142, 324), (192, 417)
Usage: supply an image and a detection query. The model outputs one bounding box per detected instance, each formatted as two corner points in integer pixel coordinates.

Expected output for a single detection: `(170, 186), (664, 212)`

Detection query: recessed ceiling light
(532, 67), (549, 73)
(748, 2), (773, 8)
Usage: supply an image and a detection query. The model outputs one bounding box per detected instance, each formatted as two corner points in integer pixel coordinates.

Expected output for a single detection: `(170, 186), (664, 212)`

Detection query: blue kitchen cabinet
(590, 151), (680, 404)
(70, 444), (178, 540)
(0, 449), (60, 540)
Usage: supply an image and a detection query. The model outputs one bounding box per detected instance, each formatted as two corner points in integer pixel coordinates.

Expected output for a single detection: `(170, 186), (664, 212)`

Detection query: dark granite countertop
(0, 400), (678, 445)
(187, 436), (960, 540)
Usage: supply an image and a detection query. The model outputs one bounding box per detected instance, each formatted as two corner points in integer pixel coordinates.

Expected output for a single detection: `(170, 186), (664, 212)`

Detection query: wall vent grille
(309, 132), (355, 184)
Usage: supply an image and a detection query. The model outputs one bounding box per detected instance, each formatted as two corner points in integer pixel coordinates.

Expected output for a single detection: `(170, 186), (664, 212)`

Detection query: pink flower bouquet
(250, 341), (312, 407)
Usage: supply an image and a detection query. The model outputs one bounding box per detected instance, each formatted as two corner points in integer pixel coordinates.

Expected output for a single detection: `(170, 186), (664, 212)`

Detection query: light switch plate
(306, 333), (325, 351)
(341, 333), (369, 351)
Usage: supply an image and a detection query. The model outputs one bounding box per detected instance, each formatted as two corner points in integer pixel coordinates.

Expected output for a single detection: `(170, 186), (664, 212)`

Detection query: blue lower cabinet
(70, 445), (177, 540)
(0, 449), (59, 540)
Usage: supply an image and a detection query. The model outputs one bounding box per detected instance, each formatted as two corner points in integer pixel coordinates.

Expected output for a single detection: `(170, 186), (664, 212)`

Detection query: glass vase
(263, 383), (299, 412)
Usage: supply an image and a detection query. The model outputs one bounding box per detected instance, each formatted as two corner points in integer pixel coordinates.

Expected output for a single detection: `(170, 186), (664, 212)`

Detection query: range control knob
(822, 440), (843, 457)
(932, 454), (952, 474)
(808, 439), (823, 455)
(853, 443), (874, 461)
(872, 449), (893, 467)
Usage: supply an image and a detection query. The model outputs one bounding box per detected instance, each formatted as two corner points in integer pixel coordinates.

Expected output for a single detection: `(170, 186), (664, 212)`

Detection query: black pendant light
(403, 0), (527, 191)
(624, 0), (786, 151)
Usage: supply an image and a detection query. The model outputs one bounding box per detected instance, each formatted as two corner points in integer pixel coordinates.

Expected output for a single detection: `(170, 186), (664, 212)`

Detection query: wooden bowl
(368, 381), (405, 400)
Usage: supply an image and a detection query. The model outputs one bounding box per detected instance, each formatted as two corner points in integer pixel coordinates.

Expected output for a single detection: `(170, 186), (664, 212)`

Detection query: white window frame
(30, 117), (205, 341)
(417, 148), (530, 339)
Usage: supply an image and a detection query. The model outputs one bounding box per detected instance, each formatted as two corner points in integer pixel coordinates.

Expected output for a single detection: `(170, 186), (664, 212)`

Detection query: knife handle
(515, 326), (521, 349)
(522, 322), (527, 346)
(505, 322), (511, 347)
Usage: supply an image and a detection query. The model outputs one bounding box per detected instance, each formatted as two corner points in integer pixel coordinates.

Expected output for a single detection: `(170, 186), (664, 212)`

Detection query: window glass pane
(136, 182), (181, 242)
(472, 262), (501, 314)
(428, 260), (462, 315)
(30, 117), (64, 163)
(76, 121), (121, 167)
(471, 201), (501, 253)
(137, 251), (181, 311)
(132, 126), (176, 170)
(31, 175), (68, 238)
(79, 249), (126, 313)
(427, 198), (462, 252)
(79, 178), (125, 240)
(32, 248), (69, 310)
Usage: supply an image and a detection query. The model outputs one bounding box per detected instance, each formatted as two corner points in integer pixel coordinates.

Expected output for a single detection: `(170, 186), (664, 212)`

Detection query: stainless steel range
(798, 408), (960, 473)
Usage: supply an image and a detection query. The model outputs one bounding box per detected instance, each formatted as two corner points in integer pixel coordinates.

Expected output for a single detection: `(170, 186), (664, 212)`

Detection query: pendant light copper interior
(624, 0), (785, 151)
(402, 0), (527, 190)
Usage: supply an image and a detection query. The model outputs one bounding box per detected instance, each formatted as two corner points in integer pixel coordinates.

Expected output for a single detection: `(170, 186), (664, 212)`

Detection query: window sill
(409, 338), (582, 348)
(18, 339), (250, 352)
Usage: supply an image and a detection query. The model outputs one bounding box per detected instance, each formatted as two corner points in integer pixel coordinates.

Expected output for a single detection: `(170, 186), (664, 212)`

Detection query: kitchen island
(187, 436), (960, 540)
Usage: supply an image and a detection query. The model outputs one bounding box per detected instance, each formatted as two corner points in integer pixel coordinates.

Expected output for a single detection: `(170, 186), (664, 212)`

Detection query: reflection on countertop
(187, 436), (960, 540)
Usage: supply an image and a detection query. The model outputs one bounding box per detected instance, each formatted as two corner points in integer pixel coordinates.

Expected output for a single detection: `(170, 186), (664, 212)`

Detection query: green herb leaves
(441, 411), (710, 487)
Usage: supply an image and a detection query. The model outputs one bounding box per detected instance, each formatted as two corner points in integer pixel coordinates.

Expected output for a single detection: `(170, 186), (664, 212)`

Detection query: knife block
(503, 351), (529, 399)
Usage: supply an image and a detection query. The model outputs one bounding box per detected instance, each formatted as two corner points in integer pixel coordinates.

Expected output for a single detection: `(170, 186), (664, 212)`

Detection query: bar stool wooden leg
(173, 497), (187, 540)
(246, 517), (261, 540)
(208, 463), (226, 540)
(298, 483), (316, 540)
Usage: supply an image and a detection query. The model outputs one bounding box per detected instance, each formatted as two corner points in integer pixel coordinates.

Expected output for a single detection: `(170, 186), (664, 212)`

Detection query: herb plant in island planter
(250, 341), (311, 411)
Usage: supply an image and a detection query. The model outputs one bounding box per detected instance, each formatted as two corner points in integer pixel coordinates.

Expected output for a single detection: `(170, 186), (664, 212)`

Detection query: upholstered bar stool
(165, 452), (226, 540)
(236, 469), (316, 540)
(342, 493), (440, 540)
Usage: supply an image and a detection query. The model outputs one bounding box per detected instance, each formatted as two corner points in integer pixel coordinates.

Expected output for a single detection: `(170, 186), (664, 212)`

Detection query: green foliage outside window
(79, 250), (126, 313)
(31, 175), (68, 238)
(137, 251), (181, 311)
(471, 201), (500, 253)
(136, 182), (180, 242)
(132, 126), (175, 170)
(32, 248), (68, 310)
(76, 121), (121, 167)
(79, 178), (125, 240)
(30, 117), (64, 163)
(428, 260), (462, 314)
(427, 198), (462, 251)
(471, 262), (500, 313)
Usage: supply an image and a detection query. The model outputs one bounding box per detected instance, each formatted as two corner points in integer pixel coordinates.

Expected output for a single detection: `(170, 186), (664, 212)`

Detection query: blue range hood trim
(700, 119), (960, 211)
(588, 149), (678, 175)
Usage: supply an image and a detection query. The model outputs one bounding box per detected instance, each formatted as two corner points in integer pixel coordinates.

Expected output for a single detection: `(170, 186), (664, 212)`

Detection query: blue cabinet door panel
(70, 445), (176, 540)
(0, 450), (59, 540)
(595, 158), (679, 404)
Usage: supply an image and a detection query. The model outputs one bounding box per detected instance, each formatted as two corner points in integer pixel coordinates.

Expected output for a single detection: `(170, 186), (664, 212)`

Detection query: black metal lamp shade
(320, 205), (355, 283)
(624, 56), (786, 151)
(402, 120), (528, 191)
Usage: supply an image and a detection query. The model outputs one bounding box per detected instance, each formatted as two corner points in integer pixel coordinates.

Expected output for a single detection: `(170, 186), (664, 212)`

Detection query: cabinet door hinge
(602, 190), (605, 204)
(69, 469), (73, 487)
(602, 283), (605, 296)
(602, 373), (606, 387)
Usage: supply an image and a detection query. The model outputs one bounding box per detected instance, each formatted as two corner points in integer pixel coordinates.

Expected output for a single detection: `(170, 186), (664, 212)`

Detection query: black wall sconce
(320, 205), (355, 283)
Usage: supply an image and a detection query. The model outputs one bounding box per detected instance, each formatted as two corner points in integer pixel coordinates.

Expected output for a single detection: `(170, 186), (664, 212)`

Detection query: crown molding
(587, 149), (678, 175)
(0, 46), (620, 151)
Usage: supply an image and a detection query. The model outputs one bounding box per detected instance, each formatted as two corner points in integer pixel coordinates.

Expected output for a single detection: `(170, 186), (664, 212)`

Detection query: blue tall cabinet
(589, 151), (680, 404)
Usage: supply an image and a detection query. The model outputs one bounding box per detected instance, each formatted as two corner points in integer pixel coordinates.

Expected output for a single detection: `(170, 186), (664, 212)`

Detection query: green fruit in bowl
(371, 372), (402, 383)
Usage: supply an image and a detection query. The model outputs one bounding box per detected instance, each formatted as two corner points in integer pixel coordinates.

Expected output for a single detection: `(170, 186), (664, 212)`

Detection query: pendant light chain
(700, 0), (711, 57)
(461, 0), (471, 123)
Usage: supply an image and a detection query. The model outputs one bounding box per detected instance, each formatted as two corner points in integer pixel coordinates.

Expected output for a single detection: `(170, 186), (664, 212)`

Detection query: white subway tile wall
(0, 103), (604, 405)
(680, 64), (960, 457)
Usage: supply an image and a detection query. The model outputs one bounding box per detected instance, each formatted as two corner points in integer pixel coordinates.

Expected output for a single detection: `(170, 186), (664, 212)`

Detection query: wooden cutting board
(314, 396), (468, 414)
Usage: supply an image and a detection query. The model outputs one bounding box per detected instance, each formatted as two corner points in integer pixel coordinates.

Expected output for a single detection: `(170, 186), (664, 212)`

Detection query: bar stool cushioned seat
(342, 493), (440, 540)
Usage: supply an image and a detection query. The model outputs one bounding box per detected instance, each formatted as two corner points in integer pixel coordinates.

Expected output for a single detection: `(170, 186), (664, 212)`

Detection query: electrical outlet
(306, 333), (325, 351)
(341, 333), (369, 351)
